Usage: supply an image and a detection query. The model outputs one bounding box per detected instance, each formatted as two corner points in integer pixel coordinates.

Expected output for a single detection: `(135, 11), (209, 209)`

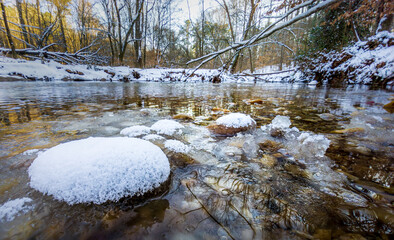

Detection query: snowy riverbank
(0, 56), (294, 83)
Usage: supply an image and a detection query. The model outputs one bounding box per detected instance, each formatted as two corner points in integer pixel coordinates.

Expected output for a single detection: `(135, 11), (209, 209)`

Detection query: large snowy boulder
(28, 137), (170, 205)
(208, 113), (256, 136)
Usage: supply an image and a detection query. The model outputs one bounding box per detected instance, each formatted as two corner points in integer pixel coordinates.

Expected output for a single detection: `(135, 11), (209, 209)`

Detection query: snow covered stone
(216, 113), (255, 128)
(120, 125), (151, 137)
(151, 119), (184, 136)
(164, 140), (190, 153)
(208, 113), (256, 136)
(28, 137), (170, 205)
(0, 198), (33, 222)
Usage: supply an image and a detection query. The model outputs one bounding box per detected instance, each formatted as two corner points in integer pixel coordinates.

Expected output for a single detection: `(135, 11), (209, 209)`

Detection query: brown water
(0, 81), (393, 239)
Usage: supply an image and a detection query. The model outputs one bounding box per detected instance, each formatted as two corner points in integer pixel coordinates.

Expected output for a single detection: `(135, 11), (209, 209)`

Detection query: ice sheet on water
(0, 198), (33, 222)
(120, 125), (151, 137)
(151, 119), (184, 136)
(261, 116), (330, 159)
(216, 113), (255, 128)
(28, 137), (170, 204)
(164, 140), (190, 153)
(296, 133), (331, 158)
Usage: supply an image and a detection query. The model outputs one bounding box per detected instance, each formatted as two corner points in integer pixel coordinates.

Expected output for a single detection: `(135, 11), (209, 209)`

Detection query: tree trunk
(375, 0), (393, 32)
(58, 10), (68, 52)
(16, 0), (29, 47)
(230, 0), (259, 73)
(134, 0), (143, 68)
(1, 0), (16, 58)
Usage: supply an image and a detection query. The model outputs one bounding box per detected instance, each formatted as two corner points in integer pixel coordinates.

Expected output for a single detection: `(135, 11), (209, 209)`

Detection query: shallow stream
(0, 82), (393, 239)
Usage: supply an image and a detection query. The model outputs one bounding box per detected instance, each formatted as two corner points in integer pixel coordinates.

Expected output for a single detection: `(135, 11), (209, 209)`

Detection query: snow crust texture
(151, 119), (184, 135)
(28, 137), (170, 204)
(164, 140), (190, 153)
(0, 198), (33, 222)
(216, 113), (256, 128)
(120, 125), (151, 137)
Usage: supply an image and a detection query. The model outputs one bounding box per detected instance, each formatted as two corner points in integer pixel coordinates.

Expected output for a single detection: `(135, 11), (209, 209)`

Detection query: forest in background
(0, 0), (393, 73)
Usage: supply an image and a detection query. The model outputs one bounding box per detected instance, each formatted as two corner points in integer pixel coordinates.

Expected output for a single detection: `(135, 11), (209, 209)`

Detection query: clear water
(0, 81), (393, 239)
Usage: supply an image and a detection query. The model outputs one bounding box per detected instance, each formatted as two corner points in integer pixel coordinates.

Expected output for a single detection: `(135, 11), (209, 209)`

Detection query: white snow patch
(216, 113), (255, 128)
(28, 137), (170, 205)
(151, 119), (184, 135)
(120, 125), (151, 137)
(142, 134), (165, 141)
(0, 198), (33, 222)
(22, 149), (40, 155)
(164, 140), (190, 153)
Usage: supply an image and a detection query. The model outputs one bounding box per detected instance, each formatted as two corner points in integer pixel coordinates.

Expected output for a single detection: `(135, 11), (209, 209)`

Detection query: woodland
(0, 0), (393, 77)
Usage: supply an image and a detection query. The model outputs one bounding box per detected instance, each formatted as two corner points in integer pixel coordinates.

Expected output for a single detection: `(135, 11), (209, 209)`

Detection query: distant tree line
(0, 0), (392, 72)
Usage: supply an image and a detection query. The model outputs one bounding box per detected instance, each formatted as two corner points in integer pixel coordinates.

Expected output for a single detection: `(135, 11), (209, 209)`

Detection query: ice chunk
(270, 115), (291, 129)
(0, 198), (33, 222)
(120, 125), (151, 137)
(28, 137), (170, 205)
(216, 113), (255, 128)
(151, 119), (184, 135)
(164, 140), (190, 153)
(296, 132), (331, 158)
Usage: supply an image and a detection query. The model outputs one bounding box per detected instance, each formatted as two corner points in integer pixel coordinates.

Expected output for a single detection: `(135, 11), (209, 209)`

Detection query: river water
(0, 81), (393, 239)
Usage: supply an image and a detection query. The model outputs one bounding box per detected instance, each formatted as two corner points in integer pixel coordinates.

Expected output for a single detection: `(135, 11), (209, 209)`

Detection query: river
(0, 81), (392, 239)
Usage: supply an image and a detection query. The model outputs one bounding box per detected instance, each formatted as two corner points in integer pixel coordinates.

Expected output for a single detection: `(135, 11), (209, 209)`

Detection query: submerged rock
(332, 127), (365, 134)
(166, 152), (195, 167)
(318, 113), (335, 121)
(208, 113), (256, 136)
(260, 154), (278, 168)
(246, 99), (263, 104)
(173, 113), (194, 121)
(28, 137), (170, 205)
(383, 101), (394, 113)
(259, 140), (282, 152)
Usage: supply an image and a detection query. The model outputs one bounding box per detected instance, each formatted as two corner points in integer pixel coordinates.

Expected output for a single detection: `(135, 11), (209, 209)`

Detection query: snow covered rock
(208, 113), (256, 136)
(164, 140), (190, 153)
(151, 119), (184, 136)
(120, 125), (151, 137)
(28, 137), (170, 205)
(0, 198), (33, 222)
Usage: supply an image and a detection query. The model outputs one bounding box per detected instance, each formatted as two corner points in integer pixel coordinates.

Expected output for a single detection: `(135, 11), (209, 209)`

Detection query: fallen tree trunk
(186, 0), (342, 70)
(0, 47), (109, 65)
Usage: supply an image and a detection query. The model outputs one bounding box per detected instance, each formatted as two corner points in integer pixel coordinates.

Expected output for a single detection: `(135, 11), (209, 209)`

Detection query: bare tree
(187, 0), (342, 73)
(1, 0), (16, 58)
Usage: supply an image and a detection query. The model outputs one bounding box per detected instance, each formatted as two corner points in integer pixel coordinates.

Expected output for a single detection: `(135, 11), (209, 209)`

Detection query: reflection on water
(0, 81), (393, 239)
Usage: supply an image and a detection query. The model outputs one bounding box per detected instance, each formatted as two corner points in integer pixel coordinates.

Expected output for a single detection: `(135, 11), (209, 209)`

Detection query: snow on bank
(28, 137), (170, 204)
(0, 198), (33, 222)
(0, 56), (221, 82)
(216, 113), (256, 128)
(297, 31), (394, 85)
